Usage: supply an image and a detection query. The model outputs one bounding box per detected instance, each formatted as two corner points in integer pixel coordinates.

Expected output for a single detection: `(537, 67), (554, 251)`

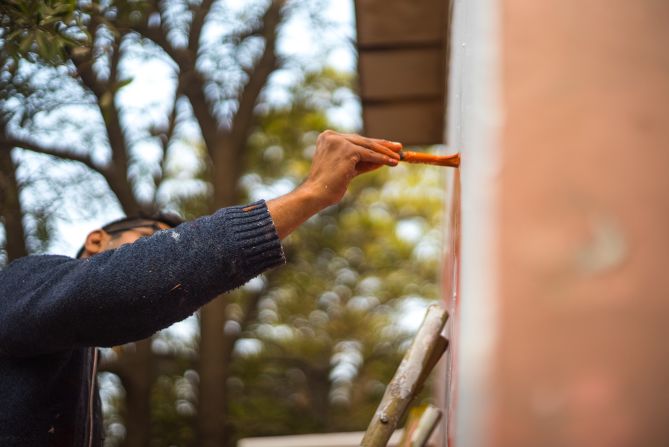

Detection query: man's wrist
(267, 182), (331, 240)
(294, 180), (332, 214)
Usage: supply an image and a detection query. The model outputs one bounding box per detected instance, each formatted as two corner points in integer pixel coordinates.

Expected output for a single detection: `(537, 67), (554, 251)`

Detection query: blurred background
(0, 1), (445, 446)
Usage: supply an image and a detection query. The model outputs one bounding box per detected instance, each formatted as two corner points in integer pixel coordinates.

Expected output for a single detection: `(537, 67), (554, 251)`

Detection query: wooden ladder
(361, 304), (449, 447)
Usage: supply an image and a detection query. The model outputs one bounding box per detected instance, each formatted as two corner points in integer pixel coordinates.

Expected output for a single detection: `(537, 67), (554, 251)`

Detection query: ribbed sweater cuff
(226, 200), (286, 275)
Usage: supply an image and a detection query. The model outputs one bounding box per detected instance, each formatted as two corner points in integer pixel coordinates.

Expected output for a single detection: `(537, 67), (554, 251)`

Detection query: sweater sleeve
(0, 200), (285, 356)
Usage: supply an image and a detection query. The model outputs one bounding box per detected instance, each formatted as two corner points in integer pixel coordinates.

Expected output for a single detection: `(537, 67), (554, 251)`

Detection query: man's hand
(303, 130), (402, 207)
(267, 130), (402, 239)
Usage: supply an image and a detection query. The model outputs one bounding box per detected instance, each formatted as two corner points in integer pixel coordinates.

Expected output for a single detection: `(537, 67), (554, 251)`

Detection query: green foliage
(149, 372), (198, 447)
(221, 69), (445, 441)
(0, 0), (87, 67)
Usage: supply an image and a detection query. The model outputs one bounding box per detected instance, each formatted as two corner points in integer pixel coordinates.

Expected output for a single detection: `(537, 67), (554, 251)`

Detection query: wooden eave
(354, 0), (451, 146)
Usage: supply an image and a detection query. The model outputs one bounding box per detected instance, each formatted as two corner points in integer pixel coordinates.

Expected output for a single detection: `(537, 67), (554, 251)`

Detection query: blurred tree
(223, 69), (444, 440)
(0, 2), (443, 446)
(100, 71), (444, 445)
(0, 1), (335, 446)
(0, 136), (28, 261)
(0, 0), (85, 67)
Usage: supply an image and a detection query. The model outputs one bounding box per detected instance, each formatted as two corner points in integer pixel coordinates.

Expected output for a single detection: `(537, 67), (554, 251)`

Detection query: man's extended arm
(0, 201), (285, 356)
(0, 131), (401, 356)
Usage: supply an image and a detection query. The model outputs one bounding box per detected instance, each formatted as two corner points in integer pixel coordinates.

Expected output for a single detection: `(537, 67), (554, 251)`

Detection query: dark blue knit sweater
(0, 201), (285, 446)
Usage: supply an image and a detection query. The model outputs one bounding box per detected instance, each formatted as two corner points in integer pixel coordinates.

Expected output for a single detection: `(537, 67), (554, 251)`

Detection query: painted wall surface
(441, 0), (500, 445)
(438, 167), (460, 447)
(492, 1), (669, 446)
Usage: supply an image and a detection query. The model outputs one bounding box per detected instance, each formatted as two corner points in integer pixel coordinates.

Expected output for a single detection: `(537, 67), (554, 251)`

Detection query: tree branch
(0, 143), (28, 262)
(69, 27), (144, 215)
(188, 0), (216, 56)
(67, 15), (106, 100)
(130, 5), (216, 157)
(130, 0), (190, 69)
(135, 23), (189, 67)
(108, 34), (122, 88)
(229, 0), (285, 156)
(179, 69), (220, 159)
(152, 95), (179, 202)
(1, 136), (108, 176)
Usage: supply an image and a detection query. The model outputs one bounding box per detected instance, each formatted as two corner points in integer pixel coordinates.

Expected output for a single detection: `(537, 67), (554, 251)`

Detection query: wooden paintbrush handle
(399, 151), (460, 168)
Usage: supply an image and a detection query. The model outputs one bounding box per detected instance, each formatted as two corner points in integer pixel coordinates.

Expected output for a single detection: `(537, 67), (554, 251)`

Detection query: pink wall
(492, 0), (669, 446)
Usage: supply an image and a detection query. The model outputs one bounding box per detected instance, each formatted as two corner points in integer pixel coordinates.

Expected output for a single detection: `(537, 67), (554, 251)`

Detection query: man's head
(77, 212), (184, 259)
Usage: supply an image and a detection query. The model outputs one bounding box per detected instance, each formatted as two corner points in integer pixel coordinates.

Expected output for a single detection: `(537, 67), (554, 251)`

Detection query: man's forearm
(267, 183), (328, 239)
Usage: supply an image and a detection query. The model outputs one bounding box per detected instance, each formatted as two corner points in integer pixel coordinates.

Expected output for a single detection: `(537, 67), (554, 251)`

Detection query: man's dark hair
(76, 211), (185, 258)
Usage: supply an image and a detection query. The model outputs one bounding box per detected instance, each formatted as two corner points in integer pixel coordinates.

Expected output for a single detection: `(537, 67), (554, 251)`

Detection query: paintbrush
(398, 150), (460, 168)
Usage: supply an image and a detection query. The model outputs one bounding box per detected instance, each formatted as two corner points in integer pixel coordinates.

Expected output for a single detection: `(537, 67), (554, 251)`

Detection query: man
(0, 130), (402, 446)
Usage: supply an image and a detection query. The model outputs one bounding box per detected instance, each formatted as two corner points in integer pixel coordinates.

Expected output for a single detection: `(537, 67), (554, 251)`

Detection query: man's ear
(82, 230), (109, 258)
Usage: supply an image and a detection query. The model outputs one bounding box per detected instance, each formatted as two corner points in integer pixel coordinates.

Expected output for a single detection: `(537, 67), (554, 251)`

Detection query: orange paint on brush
(399, 151), (460, 168)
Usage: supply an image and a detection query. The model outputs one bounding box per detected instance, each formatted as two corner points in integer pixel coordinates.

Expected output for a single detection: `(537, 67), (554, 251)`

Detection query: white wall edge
(447, 0), (502, 444)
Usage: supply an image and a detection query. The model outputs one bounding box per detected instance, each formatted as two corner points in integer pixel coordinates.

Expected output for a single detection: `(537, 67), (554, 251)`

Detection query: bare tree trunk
(0, 147), (28, 262)
(106, 339), (154, 447)
(210, 138), (244, 210)
(198, 138), (244, 447)
(135, 2), (284, 443)
(122, 339), (154, 447)
(198, 297), (230, 447)
(306, 367), (332, 431)
(196, 6), (284, 439)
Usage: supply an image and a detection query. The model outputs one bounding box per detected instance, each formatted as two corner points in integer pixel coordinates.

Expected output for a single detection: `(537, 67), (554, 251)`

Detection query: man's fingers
(378, 140), (403, 152)
(342, 133), (403, 151)
(343, 134), (402, 159)
(355, 147), (398, 167)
